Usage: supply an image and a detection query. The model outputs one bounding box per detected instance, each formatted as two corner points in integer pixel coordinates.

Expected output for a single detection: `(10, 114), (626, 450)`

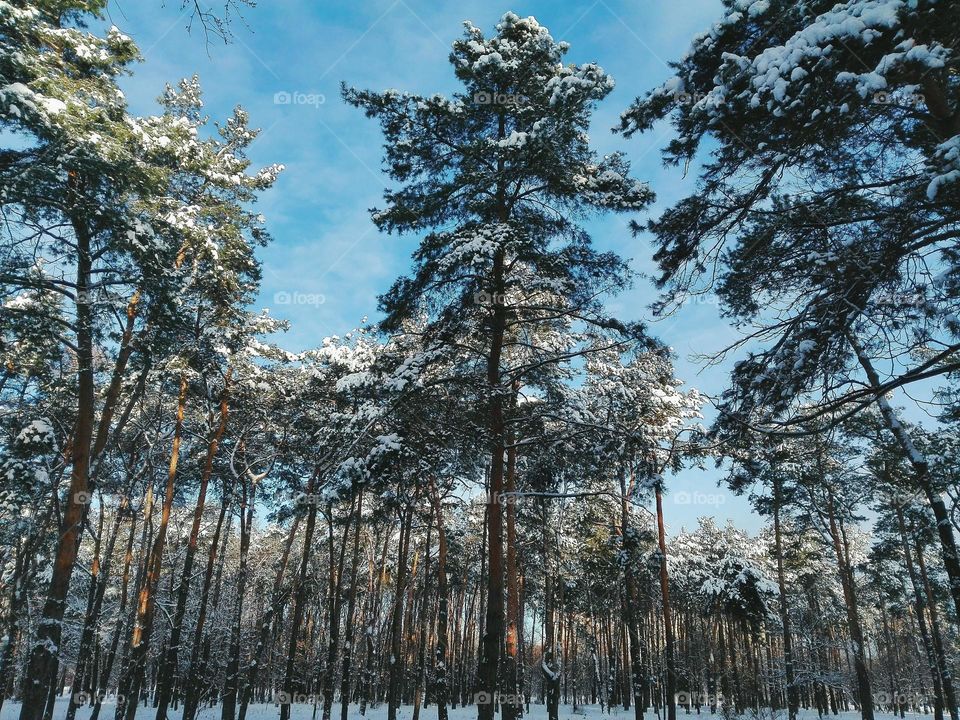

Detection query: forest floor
(0, 700), (938, 720)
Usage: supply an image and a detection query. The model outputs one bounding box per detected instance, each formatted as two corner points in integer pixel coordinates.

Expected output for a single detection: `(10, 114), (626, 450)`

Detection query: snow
(546, 63), (615, 106)
(927, 134), (960, 199)
(497, 130), (528, 148)
(643, 0), (953, 138)
(540, 659), (559, 681)
(15, 418), (55, 448)
(0, 82), (66, 121)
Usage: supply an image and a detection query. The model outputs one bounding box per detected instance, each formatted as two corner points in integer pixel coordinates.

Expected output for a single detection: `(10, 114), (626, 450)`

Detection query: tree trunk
(0, 534), (37, 717)
(412, 522), (433, 720)
(156, 369), (231, 720)
(182, 477), (235, 720)
(339, 487), (365, 720)
(280, 468), (322, 720)
(896, 510), (944, 720)
(238, 513), (301, 720)
(542, 504), (561, 720)
(20, 196), (98, 720)
(118, 371), (188, 720)
(620, 467), (644, 720)
(825, 489), (874, 720)
(773, 475), (799, 720)
(222, 472), (255, 720)
(94, 483), (151, 720)
(850, 335), (960, 622)
(67, 495), (130, 720)
(431, 484), (450, 720)
(655, 485), (676, 720)
(477, 105), (509, 720)
(915, 535), (958, 720)
(322, 493), (355, 720)
(503, 411), (522, 720)
(89, 289), (142, 469)
(388, 503), (414, 720)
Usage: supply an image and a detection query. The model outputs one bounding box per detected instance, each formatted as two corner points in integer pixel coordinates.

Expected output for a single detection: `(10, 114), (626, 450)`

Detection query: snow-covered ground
(0, 699), (939, 720)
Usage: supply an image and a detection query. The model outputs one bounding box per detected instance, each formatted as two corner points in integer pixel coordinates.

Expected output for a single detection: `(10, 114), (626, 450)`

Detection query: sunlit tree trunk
(118, 372), (188, 720)
(20, 194), (98, 720)
(503, 410), (522, 720)
(156, 369), (231, 720)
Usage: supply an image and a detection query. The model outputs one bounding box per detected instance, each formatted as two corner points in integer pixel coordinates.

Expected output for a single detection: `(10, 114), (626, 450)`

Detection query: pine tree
(619, 0), (960, 632)
(345, 14), (652, 718)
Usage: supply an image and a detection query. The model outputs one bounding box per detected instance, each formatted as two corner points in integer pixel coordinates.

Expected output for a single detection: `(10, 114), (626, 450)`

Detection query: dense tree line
(0, 2), (958, 720)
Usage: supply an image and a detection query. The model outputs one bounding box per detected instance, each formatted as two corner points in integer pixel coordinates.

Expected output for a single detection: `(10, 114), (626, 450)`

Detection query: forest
(0, 2), (959, 720)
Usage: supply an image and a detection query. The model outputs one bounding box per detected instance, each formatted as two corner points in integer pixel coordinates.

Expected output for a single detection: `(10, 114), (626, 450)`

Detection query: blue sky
(106, 0), (769, 531)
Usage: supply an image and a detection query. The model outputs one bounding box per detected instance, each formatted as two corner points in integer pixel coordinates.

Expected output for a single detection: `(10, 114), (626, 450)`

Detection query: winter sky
(106, 0), (767, 532)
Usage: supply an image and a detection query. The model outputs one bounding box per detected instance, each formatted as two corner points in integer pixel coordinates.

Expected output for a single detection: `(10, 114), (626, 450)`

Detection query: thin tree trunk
(89, 289), (142, 468)
(339, 487), (365, 720)
(238, 513), (301, 720)
(620, 466), (644, 720)
(542, 504), (561, 720)
(773, 475), (799, 720)
(388, 503), (414, 720)
(182, 478), (235, 720)
(915, 536), (959, 720)
(503, 410), (522, 720)
(849, 335), (960, 622)
(431, 483), (450, 720)
(118, 372), (188, 720)
(322, 493), (355, 720)
(655, 485), (677, 720)
(0, 535), (35, 717)
(280, 468), (322, 720)
(90, 501), (139, 720)
(97, 482), (154, 720)
(222, 472), (255, 720)
(825, 489), (874, 720)
(896, 512), (944, 720)
(412, 522), (433, 720)
(156, 369), (231, 720)
(67, 495), (128, 720)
